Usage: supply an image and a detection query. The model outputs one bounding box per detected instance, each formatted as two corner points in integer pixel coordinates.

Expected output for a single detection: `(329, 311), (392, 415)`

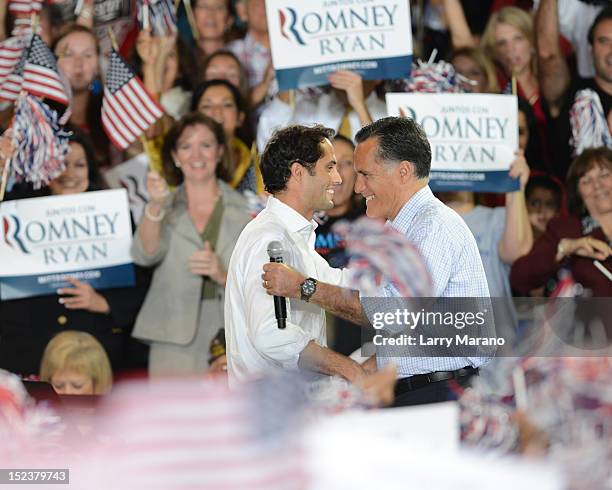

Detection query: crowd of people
(0, 0), (609, 404)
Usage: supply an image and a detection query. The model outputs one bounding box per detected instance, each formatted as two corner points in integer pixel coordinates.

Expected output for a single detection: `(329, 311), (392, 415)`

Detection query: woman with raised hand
(132, 113), (251, 376)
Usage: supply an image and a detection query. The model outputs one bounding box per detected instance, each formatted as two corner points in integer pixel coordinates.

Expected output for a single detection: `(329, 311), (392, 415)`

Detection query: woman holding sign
(132, 112), (251, 376)
(444, 3), (552, 170)
(0, 130), (151, 377)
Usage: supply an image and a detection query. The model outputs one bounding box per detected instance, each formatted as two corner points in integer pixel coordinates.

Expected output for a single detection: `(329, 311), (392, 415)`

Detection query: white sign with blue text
(386, 93), (519, 193)
(0, 189), (135, 300)
(266, 0), (413, 91)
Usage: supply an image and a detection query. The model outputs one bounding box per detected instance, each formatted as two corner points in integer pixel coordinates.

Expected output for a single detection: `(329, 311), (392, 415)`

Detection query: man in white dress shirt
(224, 124), (366, 386)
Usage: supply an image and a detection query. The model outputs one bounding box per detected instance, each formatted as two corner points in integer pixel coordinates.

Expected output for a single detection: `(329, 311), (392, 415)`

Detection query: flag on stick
(23, 34), (70, 106)
(8, 0), (43, 15)
(101, 49), (164, 150)
(137, 0), (178, 36)
(0, 34), (69, 106)
(0, 35), (28, 88)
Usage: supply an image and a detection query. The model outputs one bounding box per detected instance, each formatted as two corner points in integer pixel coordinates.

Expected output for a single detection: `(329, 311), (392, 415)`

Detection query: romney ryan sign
(386, 93), (519, 193)
(0, 189), (135, 300)
(267, 0), (413, 90)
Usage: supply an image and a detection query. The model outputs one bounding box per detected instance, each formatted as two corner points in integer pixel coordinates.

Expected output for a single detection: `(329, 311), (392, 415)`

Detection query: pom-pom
(10, 94), (71, 189)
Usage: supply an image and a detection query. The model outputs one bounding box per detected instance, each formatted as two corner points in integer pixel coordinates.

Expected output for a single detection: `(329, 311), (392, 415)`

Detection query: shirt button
(57, 315), (68, 326)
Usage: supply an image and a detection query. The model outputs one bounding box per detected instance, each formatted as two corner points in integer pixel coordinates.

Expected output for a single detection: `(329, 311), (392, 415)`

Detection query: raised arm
(327, 71), (373, 127)
(442, 0), (476, 48)
(498, 151), (534, 264)
(136, 170), (169, 258)
(535, 0), (571, 116)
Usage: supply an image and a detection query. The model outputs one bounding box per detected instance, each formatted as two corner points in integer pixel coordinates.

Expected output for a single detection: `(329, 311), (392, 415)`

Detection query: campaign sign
(104, 152), (149, 224)
(0, 189), (135, 300)
(386, 93), (519, 193)
(266, 0), (413, 91)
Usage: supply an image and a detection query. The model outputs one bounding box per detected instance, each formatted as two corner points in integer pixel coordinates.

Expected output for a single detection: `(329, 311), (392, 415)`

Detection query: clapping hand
(189, 241), (227, 285)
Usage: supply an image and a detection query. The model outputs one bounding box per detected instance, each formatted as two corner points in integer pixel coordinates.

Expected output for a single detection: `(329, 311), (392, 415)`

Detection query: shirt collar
(388, 185), (434, 234)
(266, 196), (318, 236)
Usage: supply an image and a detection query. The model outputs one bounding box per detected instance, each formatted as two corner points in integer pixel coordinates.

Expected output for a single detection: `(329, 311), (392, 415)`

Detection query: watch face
(301, 279), (316, 296)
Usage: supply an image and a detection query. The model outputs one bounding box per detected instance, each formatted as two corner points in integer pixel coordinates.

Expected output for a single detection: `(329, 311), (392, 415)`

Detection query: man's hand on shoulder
(262, 263), (305, 299)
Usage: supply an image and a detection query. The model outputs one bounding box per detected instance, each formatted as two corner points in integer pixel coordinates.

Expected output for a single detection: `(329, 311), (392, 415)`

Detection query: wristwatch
(300, 277), (318, 302)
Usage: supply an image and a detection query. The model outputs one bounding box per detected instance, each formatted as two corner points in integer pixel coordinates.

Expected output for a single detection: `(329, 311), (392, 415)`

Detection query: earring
(89, 78), (102, 96)
(174, 159), (181, 168)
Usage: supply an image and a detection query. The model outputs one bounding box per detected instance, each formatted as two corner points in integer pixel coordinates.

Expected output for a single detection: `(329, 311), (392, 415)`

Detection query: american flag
(23, 34), (70, 106)
(0, 34), (69, 105)
(0, 45), (26, 102)
(0, 35), (28, 90)
(102, 49), (164, 150)
(8, 0), (43, 15)
(83, 377), (307, 489)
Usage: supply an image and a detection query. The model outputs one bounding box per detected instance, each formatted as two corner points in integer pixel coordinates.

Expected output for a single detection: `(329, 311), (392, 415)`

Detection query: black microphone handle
(274, 295), (287, 329)
(269, 255), (287, 329)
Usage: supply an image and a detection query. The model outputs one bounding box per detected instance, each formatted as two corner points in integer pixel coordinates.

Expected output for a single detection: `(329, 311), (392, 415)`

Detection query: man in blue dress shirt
(262, 116), (492, 406)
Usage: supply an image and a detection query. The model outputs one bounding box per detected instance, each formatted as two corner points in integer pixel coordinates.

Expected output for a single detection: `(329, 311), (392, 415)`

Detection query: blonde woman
(449, 46), (500, 94)
(481, 8), (552, 171)
(447, 4), (552, 169)
(40, 331), (113, 395)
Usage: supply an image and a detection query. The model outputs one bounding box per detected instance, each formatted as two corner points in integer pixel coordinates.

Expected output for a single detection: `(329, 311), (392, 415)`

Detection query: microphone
(267, 241), (287, 329)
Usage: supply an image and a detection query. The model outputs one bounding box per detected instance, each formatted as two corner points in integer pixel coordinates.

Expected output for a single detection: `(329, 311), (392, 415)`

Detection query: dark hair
(261, 125), (335, 194)
(66, 126), (106, 191)
(161, 112), (231, 186)
(131, 36), (197, 92)
(588, 6), (612, 45)
(191, 78), (253, 146)
(199, 50), (250, 102)
(333, 133), (355, 149)
(355, 117), (431, 179)
(566, 147), (612, 216)
(525, 175), (562, 210)
(4, 126), (105, 200)
(191, 79), (243, 114)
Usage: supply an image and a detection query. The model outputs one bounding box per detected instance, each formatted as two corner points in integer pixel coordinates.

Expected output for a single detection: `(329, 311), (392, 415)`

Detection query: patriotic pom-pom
(333, 217), (432, 298)
(137, 0), (178, 37)
(393, 52), (473, 94)
(570, 89), (612, 156)
(10, 94), (71, 189)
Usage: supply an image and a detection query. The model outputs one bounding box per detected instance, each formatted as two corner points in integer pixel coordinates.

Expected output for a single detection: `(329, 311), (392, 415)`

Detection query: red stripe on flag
(101, 104), (131, 149)
(105, 91), (142, 141)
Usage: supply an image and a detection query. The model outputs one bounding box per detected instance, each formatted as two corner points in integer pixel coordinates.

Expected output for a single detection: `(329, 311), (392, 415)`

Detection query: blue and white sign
(386, 93), (520, 193)
(267, 0), (413, 91)
(0, 189), (135, 300)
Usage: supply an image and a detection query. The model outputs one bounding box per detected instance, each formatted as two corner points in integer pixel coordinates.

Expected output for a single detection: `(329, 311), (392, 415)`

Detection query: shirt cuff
(251, 321), (315, 371)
